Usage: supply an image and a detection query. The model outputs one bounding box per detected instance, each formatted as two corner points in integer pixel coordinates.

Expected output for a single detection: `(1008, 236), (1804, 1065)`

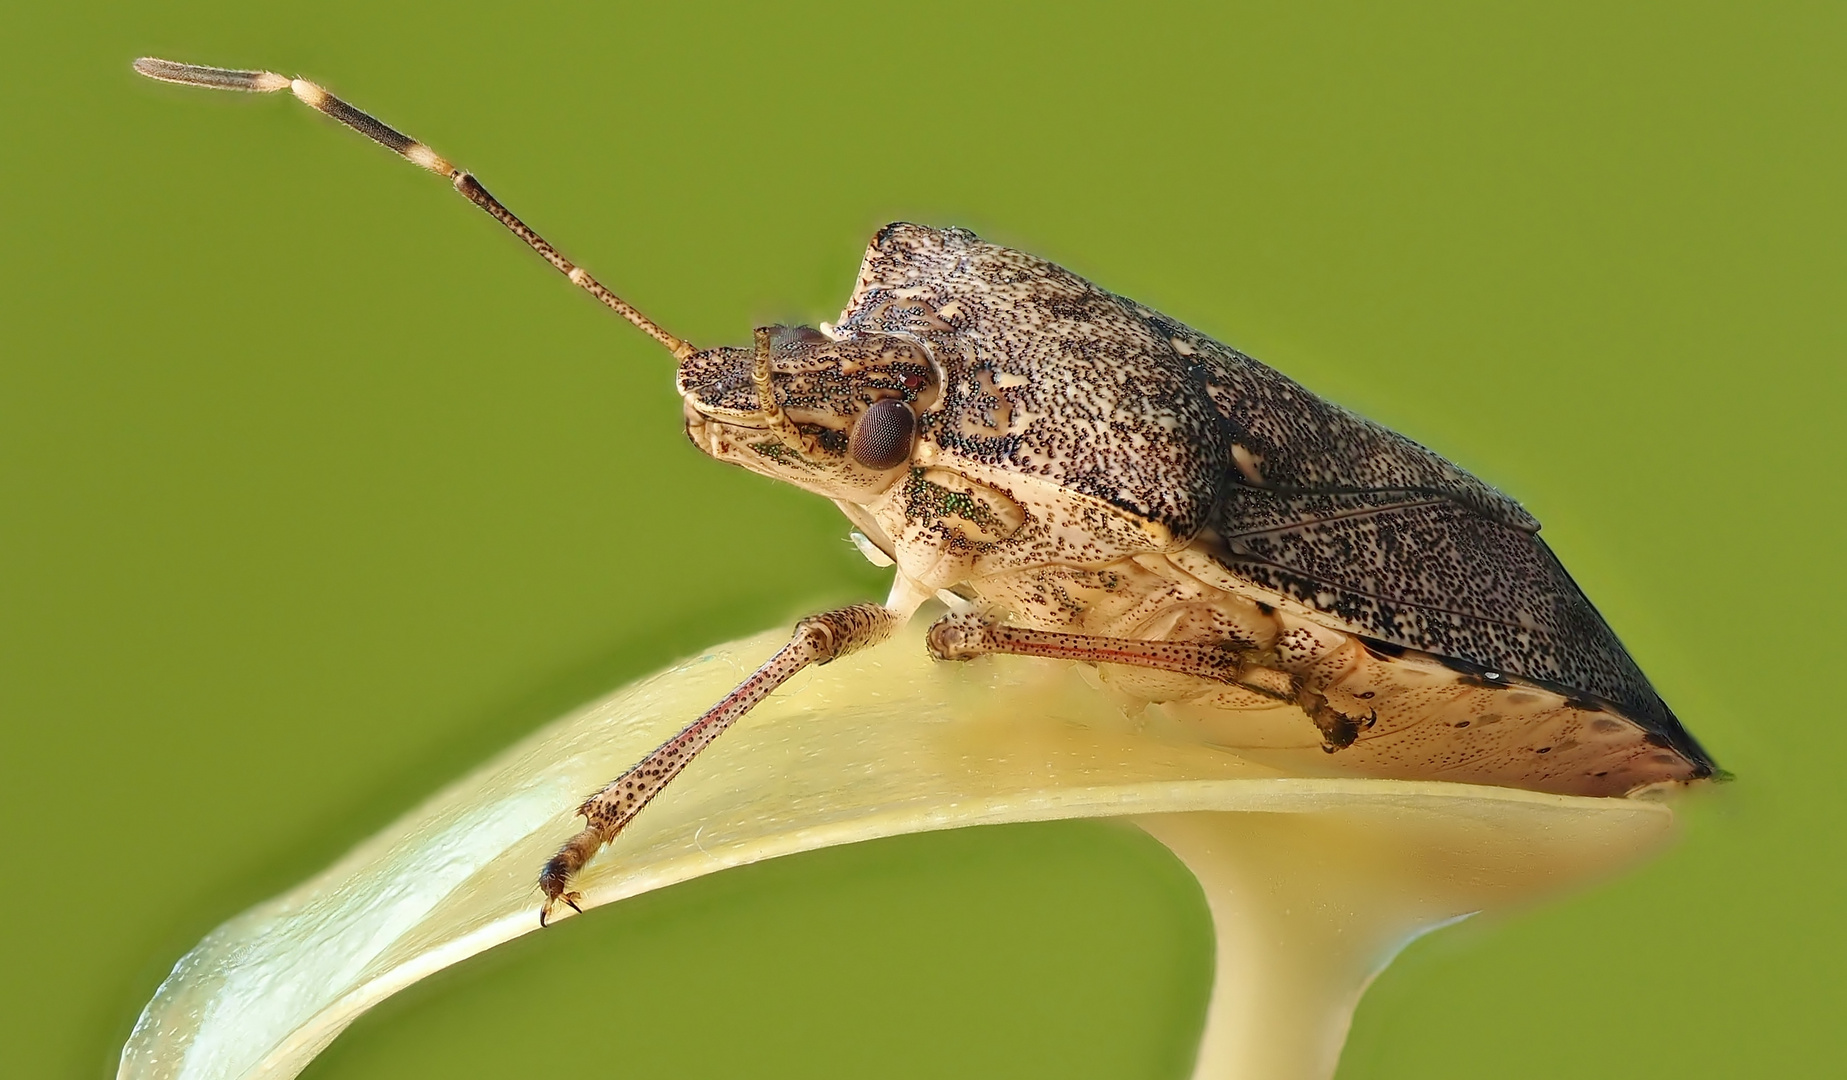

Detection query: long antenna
(133, 58), (694, 360)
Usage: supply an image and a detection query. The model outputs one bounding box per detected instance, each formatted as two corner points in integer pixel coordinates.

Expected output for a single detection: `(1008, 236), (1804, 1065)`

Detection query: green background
(5, 1), (1842, 1076)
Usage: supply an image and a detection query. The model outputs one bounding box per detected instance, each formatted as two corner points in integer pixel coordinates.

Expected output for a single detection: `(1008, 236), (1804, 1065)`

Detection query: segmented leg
(926, 611), (1373, 751)
(537, 603), (899, 925)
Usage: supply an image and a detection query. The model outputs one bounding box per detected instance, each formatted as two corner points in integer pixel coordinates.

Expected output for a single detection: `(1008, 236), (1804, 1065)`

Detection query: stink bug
(133, 58), (1719, 926)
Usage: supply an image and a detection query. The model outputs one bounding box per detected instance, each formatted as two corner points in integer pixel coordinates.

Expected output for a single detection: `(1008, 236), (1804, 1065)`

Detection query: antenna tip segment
(133, 57), (290, 93)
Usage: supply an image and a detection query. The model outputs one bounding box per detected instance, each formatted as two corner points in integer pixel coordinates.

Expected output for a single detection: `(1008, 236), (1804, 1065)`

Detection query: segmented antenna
(133, 58), (694, 360)
(751, 327), (821, 456)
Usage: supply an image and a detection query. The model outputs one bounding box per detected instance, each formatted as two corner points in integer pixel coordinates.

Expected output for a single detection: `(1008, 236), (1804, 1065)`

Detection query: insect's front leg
(925, 611), (1374, 751)
(538, 602), (900, 925)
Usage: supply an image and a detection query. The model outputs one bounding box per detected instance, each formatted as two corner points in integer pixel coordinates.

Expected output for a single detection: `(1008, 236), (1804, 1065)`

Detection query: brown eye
(848, 398), (916, 470)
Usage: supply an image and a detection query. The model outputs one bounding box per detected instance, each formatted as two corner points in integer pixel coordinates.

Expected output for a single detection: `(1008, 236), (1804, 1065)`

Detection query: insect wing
(1185, 338), (1715, 775)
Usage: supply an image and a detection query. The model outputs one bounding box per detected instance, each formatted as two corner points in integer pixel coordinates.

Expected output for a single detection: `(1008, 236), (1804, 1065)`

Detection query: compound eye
(848, 398), (916, 470)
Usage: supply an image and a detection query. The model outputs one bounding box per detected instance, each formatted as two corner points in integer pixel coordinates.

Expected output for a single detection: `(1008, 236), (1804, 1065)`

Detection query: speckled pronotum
(133, 57), (1720, 927)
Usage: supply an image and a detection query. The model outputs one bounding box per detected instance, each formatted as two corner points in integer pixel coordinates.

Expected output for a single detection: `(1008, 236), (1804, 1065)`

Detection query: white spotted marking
(289, 79), (328, 108)
(404, 143), (448, 172)
(1230, 443), (1265, 484)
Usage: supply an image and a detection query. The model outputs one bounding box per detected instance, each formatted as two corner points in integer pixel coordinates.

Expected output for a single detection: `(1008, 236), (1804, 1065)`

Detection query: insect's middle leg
(538, 602), (900, 925)
(925, 611), (1373, 750)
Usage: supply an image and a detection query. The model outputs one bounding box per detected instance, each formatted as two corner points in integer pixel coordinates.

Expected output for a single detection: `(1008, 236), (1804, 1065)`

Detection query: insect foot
(1296, 686), (1376, 753)
(537, 838), (591, 927)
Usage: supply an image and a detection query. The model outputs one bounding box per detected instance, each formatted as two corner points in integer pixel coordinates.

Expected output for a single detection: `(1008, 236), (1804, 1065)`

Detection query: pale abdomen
(975, 551), (1704, 797)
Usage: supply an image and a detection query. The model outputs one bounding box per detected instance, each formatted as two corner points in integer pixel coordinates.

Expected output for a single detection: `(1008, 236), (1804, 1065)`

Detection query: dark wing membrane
(1210, 484), (1710, 769)
(1157, 316), (1543, 533)
(1217, 487), (1609, 688)
(1171, 325), (1715, 772)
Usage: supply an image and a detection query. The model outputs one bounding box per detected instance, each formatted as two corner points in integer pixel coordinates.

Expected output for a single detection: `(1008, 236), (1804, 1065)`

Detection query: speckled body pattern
(681, 224), (1715, 797)
(131, 58), (1714, 918)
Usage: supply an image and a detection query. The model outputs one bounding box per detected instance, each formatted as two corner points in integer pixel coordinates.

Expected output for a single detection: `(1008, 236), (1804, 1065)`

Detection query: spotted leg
(538, 603), (900, 925)
(925, 610), (1373, 751)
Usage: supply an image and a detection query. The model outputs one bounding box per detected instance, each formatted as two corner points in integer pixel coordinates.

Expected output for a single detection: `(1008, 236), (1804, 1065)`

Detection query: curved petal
(119, 622), (1674, 1080)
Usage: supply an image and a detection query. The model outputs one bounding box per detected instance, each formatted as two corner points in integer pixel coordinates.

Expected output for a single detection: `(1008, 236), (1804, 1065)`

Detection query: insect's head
(677, 325), (939, 500)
